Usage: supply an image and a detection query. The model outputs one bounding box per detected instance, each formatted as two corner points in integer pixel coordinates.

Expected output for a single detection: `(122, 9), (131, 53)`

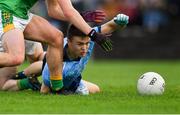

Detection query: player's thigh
(2, 29), (25, 55)
(24, 15), (63, 46)
(82, 80), (100, 93)
(0, 67), (17, 89)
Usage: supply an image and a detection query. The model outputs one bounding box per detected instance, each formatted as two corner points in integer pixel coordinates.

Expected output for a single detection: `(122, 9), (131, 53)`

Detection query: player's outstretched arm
(55, 0), (112, 52)
(101, 14), (129, 34)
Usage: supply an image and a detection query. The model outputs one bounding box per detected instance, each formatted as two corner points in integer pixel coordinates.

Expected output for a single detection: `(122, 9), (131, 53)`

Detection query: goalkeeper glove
(81, 10), (106, 23)
(114, 14), (129, 26)
(88, 29), (112, 52)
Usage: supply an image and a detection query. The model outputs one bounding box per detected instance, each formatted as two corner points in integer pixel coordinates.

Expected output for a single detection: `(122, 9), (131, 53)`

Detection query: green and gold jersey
(0, 0), (38, 19)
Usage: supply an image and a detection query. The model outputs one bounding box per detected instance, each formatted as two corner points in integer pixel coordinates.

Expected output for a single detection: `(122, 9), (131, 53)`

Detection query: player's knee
(50, 31), (64, 47)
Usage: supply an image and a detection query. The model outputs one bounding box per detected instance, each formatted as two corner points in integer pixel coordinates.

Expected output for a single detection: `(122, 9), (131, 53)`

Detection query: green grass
(0, 60), (180, 114)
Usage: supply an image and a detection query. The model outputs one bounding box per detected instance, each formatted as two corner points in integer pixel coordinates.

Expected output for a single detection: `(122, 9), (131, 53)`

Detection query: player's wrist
(88, 29), (97, 41)
(88, 29), (112, 52)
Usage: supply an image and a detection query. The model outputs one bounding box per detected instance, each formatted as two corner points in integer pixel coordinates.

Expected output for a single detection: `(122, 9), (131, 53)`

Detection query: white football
(137, 72), (165, 95)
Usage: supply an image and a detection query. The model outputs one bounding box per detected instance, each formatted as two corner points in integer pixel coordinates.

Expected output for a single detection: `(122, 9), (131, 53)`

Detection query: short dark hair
(67, 24), (87, 40)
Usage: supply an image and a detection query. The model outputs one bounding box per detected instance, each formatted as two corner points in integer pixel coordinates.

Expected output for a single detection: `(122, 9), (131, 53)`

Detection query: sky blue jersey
(42, 27), (99, 90)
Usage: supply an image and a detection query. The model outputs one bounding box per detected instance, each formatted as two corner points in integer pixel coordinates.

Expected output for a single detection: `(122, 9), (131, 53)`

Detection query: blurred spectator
(71, 0), (85, 11)
(117, 0), (141, 25)
(99, 0), (120, 20)
(167, 0), (180, 18)
(83, 0), (101, 10)
(140, 0), (169, 33)
(99, 0), (140, 24)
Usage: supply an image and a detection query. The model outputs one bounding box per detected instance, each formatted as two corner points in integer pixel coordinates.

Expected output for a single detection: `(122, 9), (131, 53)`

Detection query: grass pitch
(0, 60), (180, 114)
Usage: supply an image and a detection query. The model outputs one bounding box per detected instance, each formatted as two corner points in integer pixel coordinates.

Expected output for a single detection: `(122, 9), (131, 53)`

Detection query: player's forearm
(47, 7), (67, 21)
(57, 0), (92, 35)
(46, 0), (67, 21)
(65, 9), (92, 35)
(101, 20), (126, 34)
(101, 14), (129, 34)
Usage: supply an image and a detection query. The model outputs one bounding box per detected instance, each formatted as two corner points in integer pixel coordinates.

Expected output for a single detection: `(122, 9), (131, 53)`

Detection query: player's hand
(81, 10), (106, 23)
(50, 79), (63, 92)
(114, 14), (129, 26)
(88, 29), (112, 52)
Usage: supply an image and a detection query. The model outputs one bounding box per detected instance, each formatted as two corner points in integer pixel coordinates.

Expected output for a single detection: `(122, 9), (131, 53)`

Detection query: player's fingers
(94, 10), (105, 14)
(94, 20), (103, 23)
(106, 40), (113, 50)
(95, 14), (106, 17)
(104, 41), (112, 51)
(95, 15), (106, 18)
(95, 17), (105, 21)
(101, 43), (108, 52)
(95, 16), (106, 21)
(95, 11), (106, 16)
(105, 33), (112, 37)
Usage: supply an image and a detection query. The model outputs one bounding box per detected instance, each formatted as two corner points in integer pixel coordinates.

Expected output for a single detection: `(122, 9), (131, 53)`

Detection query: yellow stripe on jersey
(3, 24), (15, 32)
(1, 10), (15, 32)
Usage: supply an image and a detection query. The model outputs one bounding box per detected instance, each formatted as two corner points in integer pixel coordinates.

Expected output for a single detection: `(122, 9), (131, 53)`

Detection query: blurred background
(31, 0), (180, 59)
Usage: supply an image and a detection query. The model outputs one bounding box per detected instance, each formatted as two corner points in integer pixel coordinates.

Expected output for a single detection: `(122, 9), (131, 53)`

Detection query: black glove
(88, 29), (112, 52)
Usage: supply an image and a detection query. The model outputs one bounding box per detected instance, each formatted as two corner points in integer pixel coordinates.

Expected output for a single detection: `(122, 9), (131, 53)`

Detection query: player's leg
(13, 41), (45, 79)
(24, 15), (63, 85)
(82, 80), (100, 94)
(2, 79), (18, 91)
(0, 67), (17, 90)
(0, 60), (42, 91)
(2, 76), (41, 91)
(0, 29), (25, 67)
(0, 10), (26, 67)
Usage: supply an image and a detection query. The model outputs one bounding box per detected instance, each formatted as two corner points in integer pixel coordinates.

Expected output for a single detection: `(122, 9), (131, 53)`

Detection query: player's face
(68, 36), (90, 58)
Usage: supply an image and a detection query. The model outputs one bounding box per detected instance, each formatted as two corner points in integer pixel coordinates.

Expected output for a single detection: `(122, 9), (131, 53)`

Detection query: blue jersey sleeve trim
(93, 26), (101, 33)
